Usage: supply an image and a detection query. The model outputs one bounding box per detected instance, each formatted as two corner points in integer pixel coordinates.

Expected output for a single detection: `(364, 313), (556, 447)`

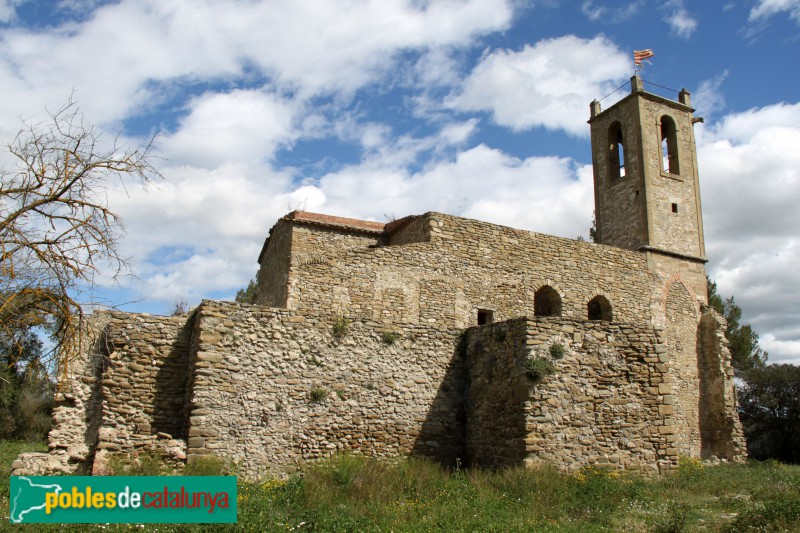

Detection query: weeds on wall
(523, 356), (556, 384)
(380, 331), (401, 345)
(309, 387), (329, 404)
(332, 316), (350, 339)
(549, 343), (565, 360)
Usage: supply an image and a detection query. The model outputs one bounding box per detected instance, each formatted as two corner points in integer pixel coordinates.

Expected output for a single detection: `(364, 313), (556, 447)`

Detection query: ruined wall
(91, 312), (192, 472)
(255, 221), (293, 308)
(698, 308), (746, 459)
(11, 313), (111, 476)
(466, 317), (679, 473)
(12, 311), (191, 476)
(184, 300), (466, 480)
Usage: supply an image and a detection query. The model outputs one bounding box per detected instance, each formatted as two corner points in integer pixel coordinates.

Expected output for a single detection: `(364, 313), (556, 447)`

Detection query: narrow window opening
(660, 115), (680, 175)
(534, 286), (562, 317)
(588, 295), (613, 321)
(672, 203), (679, 213)
(477, 309), (494, 325)
(608, 122), (625, 181)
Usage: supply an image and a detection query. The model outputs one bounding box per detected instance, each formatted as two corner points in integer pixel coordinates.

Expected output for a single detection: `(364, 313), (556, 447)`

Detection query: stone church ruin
(13, 76), (746, 478)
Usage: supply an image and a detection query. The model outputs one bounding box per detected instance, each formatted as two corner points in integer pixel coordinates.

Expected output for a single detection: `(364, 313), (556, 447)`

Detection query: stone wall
(697, 308), (746, 459)
(260, 212), (660, 331)
(12, 311), (191, 476)
(184, 300), (466, 479)
(13, 205), (746, 478)
(92, 312), (192, 473)
(464, 318), (530, 468)
(466, 317), (678, 473)
(255, 220), (292, 308)
(12, 313), (112, 476)
(14, 299), (745, 478)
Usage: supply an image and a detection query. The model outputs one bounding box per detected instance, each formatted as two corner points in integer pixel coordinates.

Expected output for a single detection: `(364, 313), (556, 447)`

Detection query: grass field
(2, 441), (799, 531)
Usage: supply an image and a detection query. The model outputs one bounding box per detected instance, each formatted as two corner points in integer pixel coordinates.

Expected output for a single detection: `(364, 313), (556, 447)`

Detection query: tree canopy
(738, 364), (800, 463)
(235, 278), (257, 304)
(707, 276), (767, 375)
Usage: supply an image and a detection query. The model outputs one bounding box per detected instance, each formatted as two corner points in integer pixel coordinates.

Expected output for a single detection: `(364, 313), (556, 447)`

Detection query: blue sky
(1, 0), (799, 364)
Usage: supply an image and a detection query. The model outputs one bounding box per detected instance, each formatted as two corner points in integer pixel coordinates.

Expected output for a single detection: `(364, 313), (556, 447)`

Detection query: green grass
(2, 442), (800, 531)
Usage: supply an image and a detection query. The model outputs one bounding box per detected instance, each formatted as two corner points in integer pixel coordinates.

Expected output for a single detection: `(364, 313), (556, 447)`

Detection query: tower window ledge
(660, 171), (684, 181)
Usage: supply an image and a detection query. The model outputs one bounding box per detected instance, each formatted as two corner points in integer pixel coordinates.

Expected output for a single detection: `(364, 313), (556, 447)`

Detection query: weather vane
(634, 49), (654, 73)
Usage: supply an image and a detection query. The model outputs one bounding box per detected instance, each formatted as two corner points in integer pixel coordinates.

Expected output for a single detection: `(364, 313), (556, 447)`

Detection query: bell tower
(588, 75), (706, 261)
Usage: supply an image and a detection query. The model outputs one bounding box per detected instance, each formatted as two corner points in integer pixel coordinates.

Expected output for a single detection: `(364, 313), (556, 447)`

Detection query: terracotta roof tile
(284, 211), (385, 234)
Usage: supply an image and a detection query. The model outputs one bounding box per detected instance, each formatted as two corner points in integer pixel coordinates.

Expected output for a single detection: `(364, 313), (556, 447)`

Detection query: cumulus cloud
(312, 144), (593, 239)
(160, 90), (301, 169)
(0, 0), (513, 128)
(452, 35), (629, 136)
(106, 161), (300, 304)
(0, 0), (23, 22)
(697, 102), (800, 364)
(750, 0), (800, 22)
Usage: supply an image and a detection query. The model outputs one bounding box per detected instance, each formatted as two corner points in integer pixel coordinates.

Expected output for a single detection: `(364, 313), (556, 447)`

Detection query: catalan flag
(634, 49), (654, 68)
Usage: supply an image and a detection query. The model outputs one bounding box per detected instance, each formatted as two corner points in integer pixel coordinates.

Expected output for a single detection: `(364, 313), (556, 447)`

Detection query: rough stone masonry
(12, 76), (745, 479)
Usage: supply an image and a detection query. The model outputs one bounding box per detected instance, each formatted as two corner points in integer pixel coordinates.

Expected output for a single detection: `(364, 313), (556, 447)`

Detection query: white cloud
(0, 0), (513, 129)
(0, 0), (20, 22)
(105, 161), (298, 302)
(315, 144), (593, 239)
(581, 1), (642, 23)
(662, 0), (697, 38)
(693, 71), (729, 118)
(750, 0), (800, 22)
(452, 35), (629, 136)
(698, 102), (800, 364)
(160, 90), (301, 169)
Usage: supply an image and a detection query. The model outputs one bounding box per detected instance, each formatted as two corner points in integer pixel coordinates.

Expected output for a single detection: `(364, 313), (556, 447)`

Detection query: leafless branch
(0, 98), (162, 383)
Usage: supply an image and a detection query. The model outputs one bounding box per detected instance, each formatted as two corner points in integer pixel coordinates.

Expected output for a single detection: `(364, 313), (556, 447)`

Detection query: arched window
(587, 295), (612, 321)
(608, 121), (625, 180)
(660, 115), (680, 175)
(534, 286), (562, 317)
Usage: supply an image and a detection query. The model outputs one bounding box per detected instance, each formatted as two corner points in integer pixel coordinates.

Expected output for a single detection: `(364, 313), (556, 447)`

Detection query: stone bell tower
(588, 75), (706, 261)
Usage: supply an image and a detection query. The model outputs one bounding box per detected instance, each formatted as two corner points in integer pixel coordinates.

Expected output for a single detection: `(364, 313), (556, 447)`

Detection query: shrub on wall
(332, 316), (350, 339)
(549, 343), (565, 360)
(523, 357), (556, 384)
(309, 387), (329, 403)
(380, 331), (401, 345)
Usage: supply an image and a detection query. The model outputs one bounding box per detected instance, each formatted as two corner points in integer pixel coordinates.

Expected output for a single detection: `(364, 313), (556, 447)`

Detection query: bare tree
(0, 98), (161, 383)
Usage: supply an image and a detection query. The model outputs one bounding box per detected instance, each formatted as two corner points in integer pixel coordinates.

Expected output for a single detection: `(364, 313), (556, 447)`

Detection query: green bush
(332, 316), (350, 339)
(380, 331), (402, 345)
(309, 387), (329, 403)
(523, 356), (556, 383)
(549, 342), (565, 360)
